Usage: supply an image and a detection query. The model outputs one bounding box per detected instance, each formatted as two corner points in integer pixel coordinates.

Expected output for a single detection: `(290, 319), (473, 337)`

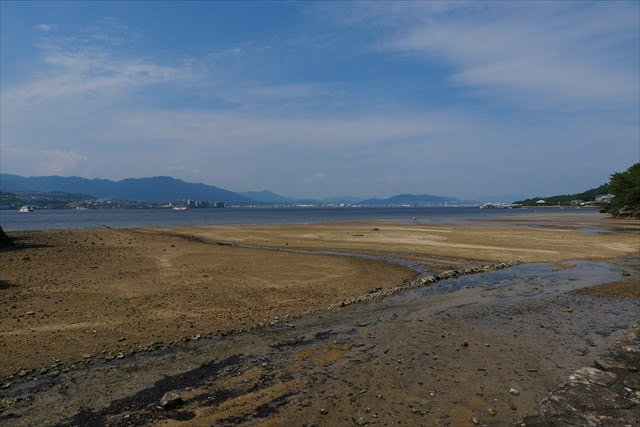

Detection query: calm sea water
(0, 207), (593, 232)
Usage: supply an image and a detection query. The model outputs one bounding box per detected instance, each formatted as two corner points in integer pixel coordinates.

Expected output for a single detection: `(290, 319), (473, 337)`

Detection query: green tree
(603, 163), (640, 217)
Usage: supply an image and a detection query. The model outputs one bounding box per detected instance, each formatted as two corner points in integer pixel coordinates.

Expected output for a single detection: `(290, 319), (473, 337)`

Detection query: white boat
(19, 205), (34, 212)
(481, 203), (507, 209)
(172, 206), (188, 211)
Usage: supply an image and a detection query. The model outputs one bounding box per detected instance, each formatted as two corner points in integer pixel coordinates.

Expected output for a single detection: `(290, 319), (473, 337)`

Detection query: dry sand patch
(0, 228), (410, 378)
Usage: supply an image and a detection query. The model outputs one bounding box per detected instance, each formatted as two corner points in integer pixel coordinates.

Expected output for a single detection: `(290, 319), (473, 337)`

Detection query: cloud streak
(35, 24), (54, 32)
(369, 2), (639, 110)
(3, 46), (193, 105)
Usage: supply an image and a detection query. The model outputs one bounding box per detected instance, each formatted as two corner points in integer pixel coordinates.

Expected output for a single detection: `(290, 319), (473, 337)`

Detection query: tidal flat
(0, 213), (638, 425)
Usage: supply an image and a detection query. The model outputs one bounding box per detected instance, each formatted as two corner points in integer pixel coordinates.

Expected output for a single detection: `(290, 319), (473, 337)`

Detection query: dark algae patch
(63, 355), (244, 426)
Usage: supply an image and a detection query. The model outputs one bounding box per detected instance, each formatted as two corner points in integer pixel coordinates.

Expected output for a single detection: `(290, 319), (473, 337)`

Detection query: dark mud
(1, 258), (638, 426)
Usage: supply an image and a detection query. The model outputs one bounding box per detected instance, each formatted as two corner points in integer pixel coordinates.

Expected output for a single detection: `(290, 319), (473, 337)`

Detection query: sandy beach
(0, 212), (638, 425)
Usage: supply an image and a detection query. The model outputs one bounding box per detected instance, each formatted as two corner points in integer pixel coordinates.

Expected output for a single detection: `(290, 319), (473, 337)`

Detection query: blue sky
(1, 1), (638, 201)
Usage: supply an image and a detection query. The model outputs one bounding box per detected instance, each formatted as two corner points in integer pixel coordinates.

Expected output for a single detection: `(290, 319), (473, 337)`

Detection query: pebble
(488, 408), (497, 416)
(319, 408), (328, 414)
(510, 388), (520, 396)
(159, 391), (183, 409)
(471, 417), (479, 425)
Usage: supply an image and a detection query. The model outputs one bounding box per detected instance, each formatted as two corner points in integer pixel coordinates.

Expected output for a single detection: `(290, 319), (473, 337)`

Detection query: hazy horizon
(1, 2), (638, 201)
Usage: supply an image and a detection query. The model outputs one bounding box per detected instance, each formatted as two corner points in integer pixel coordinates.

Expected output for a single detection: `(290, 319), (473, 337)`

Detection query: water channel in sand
(2, 255), (637, 426)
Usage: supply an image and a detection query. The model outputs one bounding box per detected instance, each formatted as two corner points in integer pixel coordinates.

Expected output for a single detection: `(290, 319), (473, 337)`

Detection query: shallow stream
(1, 257), (638, 426)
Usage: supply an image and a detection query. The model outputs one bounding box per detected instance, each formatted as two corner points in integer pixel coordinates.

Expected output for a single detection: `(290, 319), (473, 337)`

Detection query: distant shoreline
(0, 206), (602, 232)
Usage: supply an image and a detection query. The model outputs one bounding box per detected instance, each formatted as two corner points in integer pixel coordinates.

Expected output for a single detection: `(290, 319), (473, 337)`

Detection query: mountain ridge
(239, 190), (294, 204)
(1, 174), (474, 206)
(359, 193), (465, 206)
(0, 174), (254, 204)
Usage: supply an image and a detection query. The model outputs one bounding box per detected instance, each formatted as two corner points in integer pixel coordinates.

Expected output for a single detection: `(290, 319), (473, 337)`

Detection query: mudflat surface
(0, 213), (638, 426)
(0, 228), (410, 378)
(159, 214), (639, 264)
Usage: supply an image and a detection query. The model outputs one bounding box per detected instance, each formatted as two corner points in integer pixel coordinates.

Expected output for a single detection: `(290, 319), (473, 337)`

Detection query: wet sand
(0, 228), (410, 378)
(0, 212), (638, 425)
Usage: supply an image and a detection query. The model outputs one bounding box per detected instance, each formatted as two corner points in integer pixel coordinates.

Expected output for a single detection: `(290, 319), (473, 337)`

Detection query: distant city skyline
(1, 1), (638, 201)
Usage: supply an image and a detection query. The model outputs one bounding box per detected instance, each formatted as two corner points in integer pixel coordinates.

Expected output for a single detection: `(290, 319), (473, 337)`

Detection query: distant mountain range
(359, 193), (463, 207)
(239, 190), (294, 204)
(0, 174), (472, 206)
(0, 174), (254, 204)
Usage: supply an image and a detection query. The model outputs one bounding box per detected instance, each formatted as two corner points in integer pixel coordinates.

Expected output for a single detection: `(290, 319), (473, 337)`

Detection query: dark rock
(623, 375), (640, 389)
(568, 367), (618, 387)
(160, 391), (183, 409)
(0, 226), (14, 248)
(516, 326), (640, 426)
(594, 356), (638, 373)
(551, 383), (634, 411)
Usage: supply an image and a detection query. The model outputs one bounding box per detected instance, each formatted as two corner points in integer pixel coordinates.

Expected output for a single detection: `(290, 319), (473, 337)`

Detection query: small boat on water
(19, 205), (34, 212)
(480, 203), (504, 209)
(172, 206), (188, 211)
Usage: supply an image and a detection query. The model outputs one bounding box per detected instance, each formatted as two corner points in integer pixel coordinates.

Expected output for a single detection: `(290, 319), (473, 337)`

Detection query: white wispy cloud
(360, 2), (639, 110)
(250, 83), (333, 100)
(303, 172), (327, 185)
(35, 24), (55, 32)
(40, 150), (87, 174)
(2, 33), (194, 106)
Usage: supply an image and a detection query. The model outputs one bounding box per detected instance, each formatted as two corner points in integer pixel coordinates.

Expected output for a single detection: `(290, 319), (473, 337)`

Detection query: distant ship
(19, 205), (34, 212)
(172, 206), (188, 211)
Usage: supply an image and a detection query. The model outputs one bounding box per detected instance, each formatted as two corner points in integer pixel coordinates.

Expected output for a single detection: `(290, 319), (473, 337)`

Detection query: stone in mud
(568, 367), (618, 387)
(536, 383), (636, 423)
(621, 345), (640, 355)
(594, 356), (638, 373)
(440, 270), (456, 279)
(623, 375), (640, 389)
(521, 326), (640, 425)
(160, 391), (183, 409)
